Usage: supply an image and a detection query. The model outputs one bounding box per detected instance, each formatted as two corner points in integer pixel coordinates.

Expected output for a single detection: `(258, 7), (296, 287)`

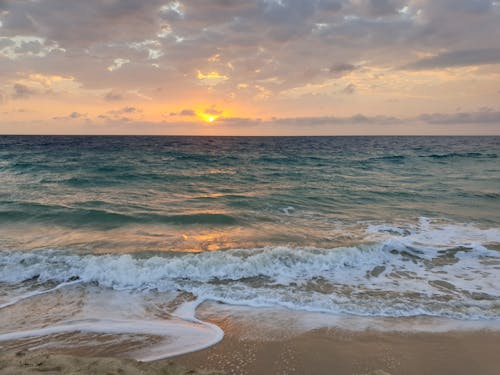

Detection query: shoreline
(1, 320), (500, 374)
(176, 326), (500, 375)
(0, 350), (218, 375)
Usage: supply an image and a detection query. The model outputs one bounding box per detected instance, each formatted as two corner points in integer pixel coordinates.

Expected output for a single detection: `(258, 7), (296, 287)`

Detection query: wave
(0, 219), (499, 360)
(367, 155), (406, 163)
(0, 202), (239, 227)
(364, 152), (498, 164)
(420, 152), (497, 159)
(1, 220), (499, 320)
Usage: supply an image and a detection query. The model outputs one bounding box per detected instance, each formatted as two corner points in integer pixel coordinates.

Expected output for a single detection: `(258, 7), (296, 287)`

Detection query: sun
(198, 110), (221, 123)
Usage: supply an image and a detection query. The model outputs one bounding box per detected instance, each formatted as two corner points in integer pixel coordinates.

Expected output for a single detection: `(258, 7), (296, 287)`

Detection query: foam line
(1, 219), (499, 320)
(0, 280), (82, 310)
(0, 314), (224, 362)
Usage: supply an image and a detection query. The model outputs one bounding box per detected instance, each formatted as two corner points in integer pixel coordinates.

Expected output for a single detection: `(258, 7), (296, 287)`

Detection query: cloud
(204, 106), (223, 115)
(0, 0), (166, 48)
(342, 83), (356, 94)
(121, 106), (139, 114)
(271, 114), (401, 126)
(351, 0), (403, 17)
(404, 49), (500, 70)
(106, 106), (140, 116)
(217, 117), (263, 127)
(170, 109), (197, 116)
(263, 109), (500, 127)
(53, 112), (86, 120)
(12, 83), (37, 99)
(418, 108), (500, 124)
(221, 108), (500, 127)
(104, 91), (124, 101)
(423, 0), (493, 16)
(4, 0), (497, 97)
(1, 0), (500, 134)
(96, 106), (142, 123)
(329, 62), (358, 74)
(169, 107), (223, 117)
(26, 106), (500, 135)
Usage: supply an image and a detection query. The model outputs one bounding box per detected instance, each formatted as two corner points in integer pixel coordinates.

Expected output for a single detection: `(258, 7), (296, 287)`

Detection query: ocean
(0, 136), (499, 360)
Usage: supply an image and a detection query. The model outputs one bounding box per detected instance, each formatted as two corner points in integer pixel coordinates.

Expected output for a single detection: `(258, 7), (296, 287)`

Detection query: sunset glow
(0, 1), (499, 135)
(1, 1), (500, 370)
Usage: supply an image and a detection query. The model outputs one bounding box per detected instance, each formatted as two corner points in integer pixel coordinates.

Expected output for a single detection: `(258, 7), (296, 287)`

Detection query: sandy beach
(2, 0), (500, 369)
(2, 325), (500, 375)
(0, 350), (217, 375)
(175, 322), (500, 375)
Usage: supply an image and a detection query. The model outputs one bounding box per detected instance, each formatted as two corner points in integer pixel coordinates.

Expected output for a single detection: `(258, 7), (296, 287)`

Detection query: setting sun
(1, 1), (499, 373)
(200, 112), (219, 123)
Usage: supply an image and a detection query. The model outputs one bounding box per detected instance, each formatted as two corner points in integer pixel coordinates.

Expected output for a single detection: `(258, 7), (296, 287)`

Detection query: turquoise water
(0, 136), (499, 359)
(1, 136), (499, 251)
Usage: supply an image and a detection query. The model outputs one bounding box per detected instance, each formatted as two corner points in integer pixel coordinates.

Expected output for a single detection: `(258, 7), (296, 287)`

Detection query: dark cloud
(424, 0), (493, 16)
(1, 0), (498, 98)
(218, 117), (263, 127)
(12, 83), (37, 99)
(104, 91), (124, 101)
(105, 106), (141, 117)
(69, 112), (82, 119)
(1, 0), (500, 129)
(352, 0), (403, 17)
(175, 109), (197, 116)
(221, 108), (500, 127)
(94, 107), (141, 123)
(272, 114), (400, 126)
(53, 111), (86, 120)
(405, 49), (500, 70)
(0, 0), (166, 48)
(418, 108), (500, 124)
(120, 106), (139, 114)
(329, 63), (358, 74)
(318, 0), (343, 13)
(342, 83), (356, 94)
(180, 109), (196, 116)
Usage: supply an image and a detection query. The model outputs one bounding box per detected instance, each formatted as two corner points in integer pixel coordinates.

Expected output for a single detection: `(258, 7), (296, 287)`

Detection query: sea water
(0, 136), (499, 360)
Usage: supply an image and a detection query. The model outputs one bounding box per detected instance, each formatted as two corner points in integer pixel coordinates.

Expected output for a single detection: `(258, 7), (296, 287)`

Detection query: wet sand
(1, 328), (500, 374)
(0, 350), (218, 375)
(175, 327), (500, 375)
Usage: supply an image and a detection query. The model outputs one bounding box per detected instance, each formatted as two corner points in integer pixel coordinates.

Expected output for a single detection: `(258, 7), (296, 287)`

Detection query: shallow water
(0, 136), (499, 359)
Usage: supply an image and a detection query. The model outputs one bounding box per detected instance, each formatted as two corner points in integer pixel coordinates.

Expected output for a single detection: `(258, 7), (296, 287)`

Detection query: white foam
(0, 280), (81, 310)
(0, 315), (223, 362)
(197, 303), (500, 340)
(0, 219), (499, 361)
(1, 219), (499, 320)
(280, 206), (295, 215)
(367, 217), (500, 247)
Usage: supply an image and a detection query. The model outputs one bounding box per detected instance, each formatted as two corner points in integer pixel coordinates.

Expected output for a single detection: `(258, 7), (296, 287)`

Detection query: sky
(1, 0), (500, 135)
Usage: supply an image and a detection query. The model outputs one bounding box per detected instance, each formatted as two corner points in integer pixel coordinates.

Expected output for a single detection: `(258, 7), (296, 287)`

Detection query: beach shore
(175, 327), (500, 375)
(2, 326), (499, 375)
(0, 350), (217, 375)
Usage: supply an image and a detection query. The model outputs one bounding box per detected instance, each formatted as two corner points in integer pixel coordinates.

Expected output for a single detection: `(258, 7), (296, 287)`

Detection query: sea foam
(1, 220), (499, 320)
